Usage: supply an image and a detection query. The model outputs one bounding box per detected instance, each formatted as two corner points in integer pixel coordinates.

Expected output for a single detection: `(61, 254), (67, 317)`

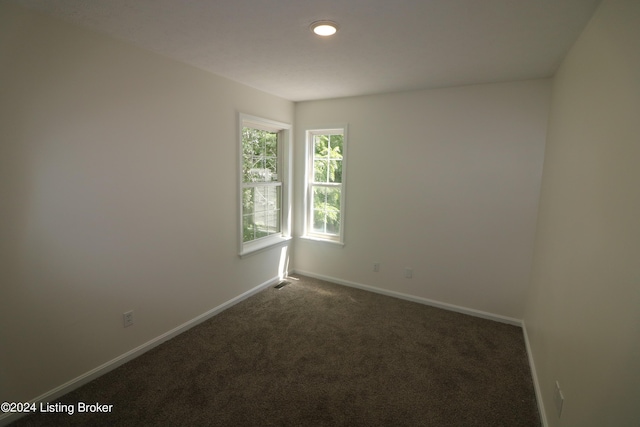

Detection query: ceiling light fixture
(311, 20), (339, 37)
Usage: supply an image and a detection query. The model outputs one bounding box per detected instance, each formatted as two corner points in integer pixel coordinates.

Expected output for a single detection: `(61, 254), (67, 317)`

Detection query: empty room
(1, 0), (638, 426)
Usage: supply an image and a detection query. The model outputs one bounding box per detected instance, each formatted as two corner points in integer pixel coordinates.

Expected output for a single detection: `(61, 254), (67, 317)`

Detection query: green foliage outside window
(242, 127), (278, 183)
(242, 127), (280, 242)
(312, 134), (343, 235)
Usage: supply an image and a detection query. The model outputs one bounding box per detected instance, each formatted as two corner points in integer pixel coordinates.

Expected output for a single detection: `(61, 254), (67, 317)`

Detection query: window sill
(240, 235), (292, 258)
(298, 235), (345, 247)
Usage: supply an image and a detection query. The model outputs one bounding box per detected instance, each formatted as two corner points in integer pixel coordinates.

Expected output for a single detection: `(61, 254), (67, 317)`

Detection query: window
(239, 114), (291, 255)
(304, 127), (347, 244)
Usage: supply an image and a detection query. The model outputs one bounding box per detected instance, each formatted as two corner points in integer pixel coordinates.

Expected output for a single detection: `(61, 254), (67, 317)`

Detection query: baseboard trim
(522, 320), (548, 427)
(291, 269), (522, 326)
(0, 275), (280, 427)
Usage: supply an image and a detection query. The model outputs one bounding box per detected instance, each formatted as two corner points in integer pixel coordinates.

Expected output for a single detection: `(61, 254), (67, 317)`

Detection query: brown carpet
(12, 275), (540, 426)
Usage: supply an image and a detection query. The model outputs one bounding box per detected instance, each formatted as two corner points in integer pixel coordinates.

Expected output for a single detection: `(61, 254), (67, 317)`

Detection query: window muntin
(305, 129), (346, 243)
(239, 114), (291, 255)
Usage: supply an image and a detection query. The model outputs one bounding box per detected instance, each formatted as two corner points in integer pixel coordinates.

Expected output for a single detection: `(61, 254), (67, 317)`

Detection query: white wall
(294, 80), (551, 320)
(523, 0), (640, 425)
(0, 3), (293, 405)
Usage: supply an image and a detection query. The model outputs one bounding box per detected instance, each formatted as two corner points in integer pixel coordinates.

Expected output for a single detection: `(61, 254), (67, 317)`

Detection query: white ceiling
(10, 0), (602, 102)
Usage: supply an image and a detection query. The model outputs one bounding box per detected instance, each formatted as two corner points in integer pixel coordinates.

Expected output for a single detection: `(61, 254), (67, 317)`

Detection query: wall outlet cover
(123, 311), (134, 328)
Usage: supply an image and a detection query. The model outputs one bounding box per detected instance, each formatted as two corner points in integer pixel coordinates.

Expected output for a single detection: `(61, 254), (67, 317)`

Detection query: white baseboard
(292, 269), (523, 326)
(522, 320), (548, 427)
(0, 275), (280, 427)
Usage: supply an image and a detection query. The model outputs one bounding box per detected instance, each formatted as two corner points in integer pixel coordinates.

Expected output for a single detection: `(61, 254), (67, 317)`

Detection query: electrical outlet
(405, 268), (413, 278)
(373, 262), (380, 272)
(123, 311), (134, 328)
(554, 381), (564, 418)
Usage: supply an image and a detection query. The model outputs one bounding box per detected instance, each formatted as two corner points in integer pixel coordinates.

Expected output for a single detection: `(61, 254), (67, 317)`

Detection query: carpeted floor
(12, 275), (541, 426)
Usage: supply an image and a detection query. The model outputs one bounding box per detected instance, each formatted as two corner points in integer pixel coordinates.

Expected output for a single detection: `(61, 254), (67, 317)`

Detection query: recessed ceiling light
(311, 20), (339, 37)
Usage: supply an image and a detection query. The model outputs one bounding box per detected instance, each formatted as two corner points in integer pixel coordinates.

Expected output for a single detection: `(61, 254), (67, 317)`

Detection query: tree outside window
(305, 128), (346, 243)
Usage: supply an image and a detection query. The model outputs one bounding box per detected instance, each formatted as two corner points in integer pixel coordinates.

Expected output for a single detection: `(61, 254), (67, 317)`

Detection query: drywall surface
(294, 79), (551, 319)
(0, 3), (293, 404)
(523, 0), (640, 425)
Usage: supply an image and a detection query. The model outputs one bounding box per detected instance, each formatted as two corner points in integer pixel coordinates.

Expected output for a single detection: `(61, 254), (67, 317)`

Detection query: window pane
(266, 157), (278, 181)
(314, 135), (329, 157)
(267, 211), (280, 234)
(325, 187), (341, 234)
(265, 133), (277, 157)
(253, 131), (266, 156)
(242, 214), (254, 242)
(329, 159), (342, 183)
(243, 185), (281, 241)
(328, 135), (343, 183)
(243, 127), (265, 156)
(326, 210), (341, 235)
(313, 209), (326, 233)
(242, 127), (278, 184)
(329, 135), (343, 159)
(257, 186), (268, 214)
(242, 188), (254, 214)
(242, 155), (251, 183)
(312, 134), (342, 184)
(311, 186), (341, 235)
(255, 227), (269, 239)
(312, 186), (327, 208)
(314, 160), (328, 182)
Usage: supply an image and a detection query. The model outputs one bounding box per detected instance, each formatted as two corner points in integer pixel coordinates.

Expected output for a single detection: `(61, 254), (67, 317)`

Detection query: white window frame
(303, 126), (348, 245)
(238, 113), (292, 256)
